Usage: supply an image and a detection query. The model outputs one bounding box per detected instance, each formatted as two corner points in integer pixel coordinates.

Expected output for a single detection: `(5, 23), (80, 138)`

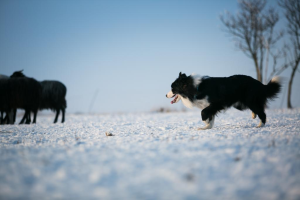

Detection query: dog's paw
(252, 112), (257, 119)
(256, 121), (265, 128)
(197, 126), (212, 130)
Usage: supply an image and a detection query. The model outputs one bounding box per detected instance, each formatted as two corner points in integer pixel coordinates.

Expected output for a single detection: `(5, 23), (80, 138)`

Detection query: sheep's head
(10, 70), (25, 78)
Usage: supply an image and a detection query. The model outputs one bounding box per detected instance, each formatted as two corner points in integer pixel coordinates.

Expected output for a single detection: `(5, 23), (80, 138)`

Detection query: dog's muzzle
(166, 91), (175, 98)
(166, 90), (180, 104)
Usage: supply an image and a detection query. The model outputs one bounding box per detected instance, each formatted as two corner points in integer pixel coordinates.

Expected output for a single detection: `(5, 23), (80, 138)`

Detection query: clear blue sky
(1, 0), (299, 113)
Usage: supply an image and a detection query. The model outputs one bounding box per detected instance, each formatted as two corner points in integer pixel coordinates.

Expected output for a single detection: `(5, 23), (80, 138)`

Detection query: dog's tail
(265, 76), (282, 100)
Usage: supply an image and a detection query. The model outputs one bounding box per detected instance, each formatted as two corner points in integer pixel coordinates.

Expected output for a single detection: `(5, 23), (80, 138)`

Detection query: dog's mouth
(171, 94), (179, 104)
(166, 90), (180, 104)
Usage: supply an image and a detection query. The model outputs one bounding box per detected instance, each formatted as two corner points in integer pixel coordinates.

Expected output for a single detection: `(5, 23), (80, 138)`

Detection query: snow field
(0, 108), (300, 200)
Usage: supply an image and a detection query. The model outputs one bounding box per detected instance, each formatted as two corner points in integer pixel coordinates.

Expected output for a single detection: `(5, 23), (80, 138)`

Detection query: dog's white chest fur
(181, 96), (210, 110)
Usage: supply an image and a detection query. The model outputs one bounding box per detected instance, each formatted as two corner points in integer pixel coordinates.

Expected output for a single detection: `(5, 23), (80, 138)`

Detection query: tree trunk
(254, 57), (262, 82)
(287, 61), (299, 108)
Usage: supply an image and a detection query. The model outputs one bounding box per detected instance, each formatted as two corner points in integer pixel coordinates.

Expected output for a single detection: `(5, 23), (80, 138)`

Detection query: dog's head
(166, 72), (194, 104)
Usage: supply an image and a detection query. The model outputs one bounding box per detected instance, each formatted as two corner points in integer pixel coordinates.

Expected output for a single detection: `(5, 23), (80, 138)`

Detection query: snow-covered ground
(0, 108), (300, 200)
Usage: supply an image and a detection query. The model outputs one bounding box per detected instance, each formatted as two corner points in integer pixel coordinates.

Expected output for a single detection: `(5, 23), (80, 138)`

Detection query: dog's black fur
(169, 72), (281, 127)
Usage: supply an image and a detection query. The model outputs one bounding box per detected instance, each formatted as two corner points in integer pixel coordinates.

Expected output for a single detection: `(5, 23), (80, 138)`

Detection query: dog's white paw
(197, 127), (210, 130)
(197, 125), (213, 130)
(252, 112), (257, 119)
(256, 121), (265, 128)
(198, 118), (215, 130)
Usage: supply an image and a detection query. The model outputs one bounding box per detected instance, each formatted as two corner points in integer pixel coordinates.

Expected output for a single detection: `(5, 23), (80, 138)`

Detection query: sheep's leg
(25, 111), (32, 124)
(2, 112), (9, 124)
(1, 111), (10, 124)
(0, 111), (3, 124)
(13, 109), (17, 123)
(2, 114), (6, 124)
(54, 109), (60, 123)
(61, 108), (65, 123)
(7, 110), (14, 124)
(32, 110), (37, 124)
(19, 111), (28, 124)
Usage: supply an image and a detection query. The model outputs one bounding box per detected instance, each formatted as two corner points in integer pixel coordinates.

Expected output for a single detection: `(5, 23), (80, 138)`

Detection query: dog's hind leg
(249, 106), (266, 128)
(257, 110), (266, 127)
(257, 120), (265, 127)
(252, 112), (257, 119)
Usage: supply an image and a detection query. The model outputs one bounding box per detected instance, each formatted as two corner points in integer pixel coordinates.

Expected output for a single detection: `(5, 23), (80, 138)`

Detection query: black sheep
(40, 80), (67, 123)
(0, 74), (9, 124)
(0, 76), (42, 124)
(11, 70), (67, 123)
(0, 74), (16, 124)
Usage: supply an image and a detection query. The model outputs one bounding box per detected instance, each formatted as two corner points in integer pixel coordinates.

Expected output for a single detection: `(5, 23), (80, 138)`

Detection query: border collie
(166, 72), (281, 130)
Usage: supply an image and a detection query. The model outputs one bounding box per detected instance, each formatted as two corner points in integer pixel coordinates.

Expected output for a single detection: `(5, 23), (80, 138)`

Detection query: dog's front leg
(198, 116), (215, 130)
(198, 106), (215, 130)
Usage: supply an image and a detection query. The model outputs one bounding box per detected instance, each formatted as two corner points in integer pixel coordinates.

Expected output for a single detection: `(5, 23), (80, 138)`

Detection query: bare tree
(279, 0), (300, 108)
(220, 0), (283, 83)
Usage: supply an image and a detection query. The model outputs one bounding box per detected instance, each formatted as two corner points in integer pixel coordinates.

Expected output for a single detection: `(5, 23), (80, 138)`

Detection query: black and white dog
(166, 72), (281, 130)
